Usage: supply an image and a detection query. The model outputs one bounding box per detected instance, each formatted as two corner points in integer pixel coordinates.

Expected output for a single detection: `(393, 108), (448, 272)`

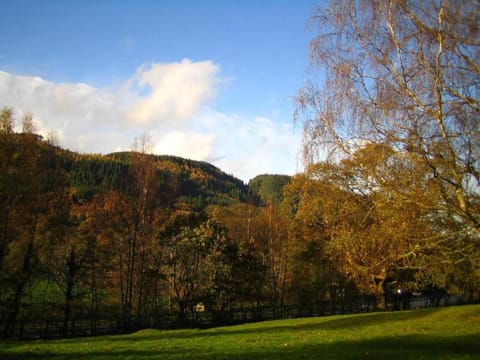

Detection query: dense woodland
(0, 107), (478, 339)
(1, 0), (479, 340)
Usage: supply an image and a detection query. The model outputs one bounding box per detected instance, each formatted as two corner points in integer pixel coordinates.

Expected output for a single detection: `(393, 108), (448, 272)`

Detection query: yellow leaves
(285, 139), (447, 298)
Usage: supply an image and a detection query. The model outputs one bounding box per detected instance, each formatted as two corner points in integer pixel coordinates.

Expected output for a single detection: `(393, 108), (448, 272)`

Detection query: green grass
(1, 305), (479, 359)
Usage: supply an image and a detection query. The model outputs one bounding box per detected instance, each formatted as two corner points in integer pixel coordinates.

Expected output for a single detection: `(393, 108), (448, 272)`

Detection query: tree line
(294, 0), (479, 312)
(0, 114), (257, 338)
(1, 0), (479, 339)
(1, 107), (478, 339)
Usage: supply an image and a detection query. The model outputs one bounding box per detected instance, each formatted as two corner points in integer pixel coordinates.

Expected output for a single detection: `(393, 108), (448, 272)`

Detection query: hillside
(3, 130), (477, 341)
(2, 133), (295, 211)
(0, 131), (284, 339)
(68, 150), (249, 210)
(248, 174), (291, 206)
(1, 133), (249, 209)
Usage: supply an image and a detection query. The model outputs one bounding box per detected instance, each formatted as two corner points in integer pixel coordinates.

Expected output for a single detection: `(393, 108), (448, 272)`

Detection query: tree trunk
(374, 281), (387, 311)
(2, 236), (35, 338)
(89, 245), (98, 335)
(0, 208), (10, 271)
(373, 270), (387, 311)
(63, 248), (76, 337)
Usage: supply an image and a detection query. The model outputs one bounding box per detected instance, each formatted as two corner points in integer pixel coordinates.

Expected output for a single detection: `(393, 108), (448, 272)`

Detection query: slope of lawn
(1, 304), (479, 360)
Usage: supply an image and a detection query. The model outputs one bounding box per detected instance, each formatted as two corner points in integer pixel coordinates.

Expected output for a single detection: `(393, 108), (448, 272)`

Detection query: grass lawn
(0, 304), (479, 359)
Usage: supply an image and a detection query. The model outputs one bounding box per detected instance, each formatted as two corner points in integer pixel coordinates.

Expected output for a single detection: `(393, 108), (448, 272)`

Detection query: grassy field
(0, 305), (479, 359)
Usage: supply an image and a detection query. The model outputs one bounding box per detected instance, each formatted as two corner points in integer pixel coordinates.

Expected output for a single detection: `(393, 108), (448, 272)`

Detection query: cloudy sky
(0, 0), (317, 182)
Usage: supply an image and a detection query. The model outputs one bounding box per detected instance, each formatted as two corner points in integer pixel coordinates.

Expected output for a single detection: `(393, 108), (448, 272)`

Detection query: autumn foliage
(0, 1), (479, 337)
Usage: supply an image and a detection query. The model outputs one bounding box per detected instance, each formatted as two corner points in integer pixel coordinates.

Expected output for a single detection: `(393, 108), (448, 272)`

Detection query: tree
(0, 107), (14, 135)
(94, 135), (162, 331)
(281, 173), (359, 313)
(159, 213), (222, 324)
(208, 203), (267, 314)
(0, 124), (68, 337)
(296, 0), (480, 284)
(296, 0), (480, 242)
(95, 190), (159, 330)
(21, 112), (36, 134)
(127, 134), (160, 323)
(255, 203), (291, 316)
(39, 153), (87, 338)
(40, 197), (95, 337)
(283, 140), (477, 310)
(0, 108), (16, 272)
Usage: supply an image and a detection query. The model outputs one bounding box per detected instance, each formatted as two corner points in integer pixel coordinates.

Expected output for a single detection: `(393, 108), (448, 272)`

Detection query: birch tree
(297, 0), (480, 254)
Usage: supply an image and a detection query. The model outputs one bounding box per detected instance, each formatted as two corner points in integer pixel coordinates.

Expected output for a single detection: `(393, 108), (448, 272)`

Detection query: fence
(1, 293), (474, 340)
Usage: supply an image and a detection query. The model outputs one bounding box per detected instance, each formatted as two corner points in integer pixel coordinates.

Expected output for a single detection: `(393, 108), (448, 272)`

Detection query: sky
(0, 0), (317, 182)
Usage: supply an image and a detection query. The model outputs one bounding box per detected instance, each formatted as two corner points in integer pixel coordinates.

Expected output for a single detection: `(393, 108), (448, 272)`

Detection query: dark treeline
(0, 108), (478, 339)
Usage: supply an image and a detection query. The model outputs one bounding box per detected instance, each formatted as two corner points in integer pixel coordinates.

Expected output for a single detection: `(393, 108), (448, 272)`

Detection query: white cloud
(202, 112), (301, 181)
(153, 131), (216, 161)
(0, 62), (301, 182)
(0, 70), (127, 152)
(126, 59), (220, 126)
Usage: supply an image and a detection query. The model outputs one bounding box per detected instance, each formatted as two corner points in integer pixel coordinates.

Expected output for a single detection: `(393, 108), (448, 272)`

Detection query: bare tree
(21, 112), (36, 134)
(0, 107), (14, 134)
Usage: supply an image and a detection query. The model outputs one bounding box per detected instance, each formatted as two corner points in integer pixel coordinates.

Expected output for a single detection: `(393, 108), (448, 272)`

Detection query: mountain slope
(3, 133), (249, 210)
(70, 152), (249, 209)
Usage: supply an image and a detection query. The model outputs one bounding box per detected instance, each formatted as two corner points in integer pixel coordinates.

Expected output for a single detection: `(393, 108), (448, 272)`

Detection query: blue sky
(0, 0), (317, 181)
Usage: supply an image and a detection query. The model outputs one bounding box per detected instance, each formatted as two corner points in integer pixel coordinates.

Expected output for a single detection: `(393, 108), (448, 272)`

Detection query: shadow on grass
(74, 308), (439, 343)
(30, 308), (439, 345)
(1, 333), (479, 360)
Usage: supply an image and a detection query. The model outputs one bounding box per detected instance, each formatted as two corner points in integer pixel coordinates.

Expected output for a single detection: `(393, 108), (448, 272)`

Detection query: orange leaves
(284, 140), (445, 302)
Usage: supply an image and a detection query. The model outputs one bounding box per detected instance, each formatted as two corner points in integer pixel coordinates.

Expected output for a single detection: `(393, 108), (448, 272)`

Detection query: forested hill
(69, 151), (249, 209)
(2, 118), (477, 341)
(3, 132), (249, 210)
(132, 153), (249, 208)
(248, 174), (291, 206)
